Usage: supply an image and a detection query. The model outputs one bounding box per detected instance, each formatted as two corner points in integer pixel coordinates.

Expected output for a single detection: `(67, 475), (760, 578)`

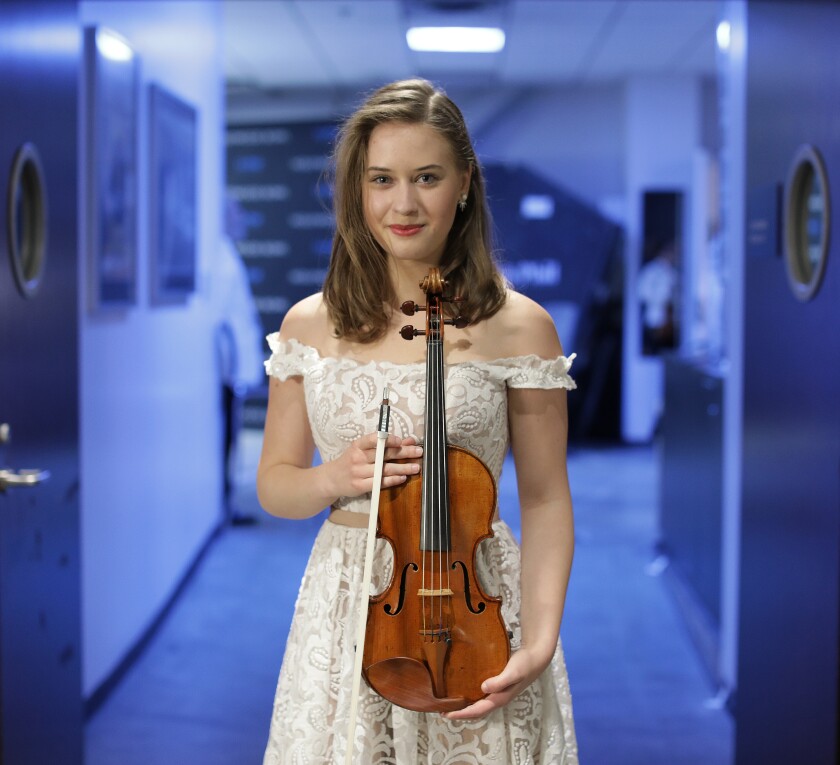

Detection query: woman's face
(362, 121), (470, 269)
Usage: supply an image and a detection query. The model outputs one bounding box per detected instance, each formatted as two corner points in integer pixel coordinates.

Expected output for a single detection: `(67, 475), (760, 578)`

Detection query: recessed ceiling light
(406, 26), (505, 53)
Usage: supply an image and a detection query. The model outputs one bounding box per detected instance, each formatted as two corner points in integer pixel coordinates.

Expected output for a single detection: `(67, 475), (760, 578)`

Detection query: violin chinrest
(364, 657), (467, 712)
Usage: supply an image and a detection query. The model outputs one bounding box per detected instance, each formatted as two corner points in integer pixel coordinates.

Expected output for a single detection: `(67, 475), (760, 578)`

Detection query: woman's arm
(257, 375), (423, 520)
(445, 296), (574, 719)
(256, 299), (423, 519)
(510, 383), (574, 665)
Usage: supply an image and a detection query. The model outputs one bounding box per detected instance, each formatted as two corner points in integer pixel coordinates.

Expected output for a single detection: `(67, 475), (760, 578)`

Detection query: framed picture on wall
(149, 83), (197, 304)
(84, 26), (139, 312)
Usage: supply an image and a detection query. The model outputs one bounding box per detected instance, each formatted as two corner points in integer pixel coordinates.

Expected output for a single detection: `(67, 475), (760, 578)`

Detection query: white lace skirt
(262, 517), (578, 764)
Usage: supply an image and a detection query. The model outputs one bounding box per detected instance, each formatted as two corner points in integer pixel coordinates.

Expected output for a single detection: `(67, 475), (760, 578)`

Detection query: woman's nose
(393, 182), (418, 215)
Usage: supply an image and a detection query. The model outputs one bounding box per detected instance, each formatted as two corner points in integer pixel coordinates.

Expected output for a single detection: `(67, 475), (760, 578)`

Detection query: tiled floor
(85, 436), (733, 764)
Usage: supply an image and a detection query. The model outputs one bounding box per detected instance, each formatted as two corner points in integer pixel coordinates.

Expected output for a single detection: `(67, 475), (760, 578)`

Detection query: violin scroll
(419, 270), (445, 295)
(399, 270), (469, 341)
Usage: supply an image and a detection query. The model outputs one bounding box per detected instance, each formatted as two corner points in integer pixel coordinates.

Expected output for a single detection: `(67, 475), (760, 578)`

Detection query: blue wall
(79, 1), (225, 699)
(736, 2), (840, 761)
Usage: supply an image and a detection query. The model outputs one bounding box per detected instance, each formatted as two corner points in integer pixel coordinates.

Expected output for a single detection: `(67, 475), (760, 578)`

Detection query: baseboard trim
(661, 556), (722, 691)
(84, 519), (225, 720)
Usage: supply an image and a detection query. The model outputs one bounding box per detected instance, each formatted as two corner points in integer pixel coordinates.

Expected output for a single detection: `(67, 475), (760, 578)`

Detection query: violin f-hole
(383, 562), (418, 616)
(451, 560), (486, 614)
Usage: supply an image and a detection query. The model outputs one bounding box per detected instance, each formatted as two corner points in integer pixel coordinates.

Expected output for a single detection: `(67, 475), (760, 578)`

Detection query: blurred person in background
(213, 195), (264, 524)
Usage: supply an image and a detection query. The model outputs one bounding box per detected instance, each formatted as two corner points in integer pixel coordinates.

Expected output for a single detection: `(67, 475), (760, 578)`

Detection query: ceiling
(223, 0), (722, 102)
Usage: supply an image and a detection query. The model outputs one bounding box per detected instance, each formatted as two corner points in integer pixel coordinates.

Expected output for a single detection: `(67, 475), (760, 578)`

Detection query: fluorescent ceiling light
(406, 27), (505, 53)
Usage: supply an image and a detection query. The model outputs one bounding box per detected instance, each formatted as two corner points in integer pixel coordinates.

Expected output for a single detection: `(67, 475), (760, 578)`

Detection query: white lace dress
(262, 335), (579, 765)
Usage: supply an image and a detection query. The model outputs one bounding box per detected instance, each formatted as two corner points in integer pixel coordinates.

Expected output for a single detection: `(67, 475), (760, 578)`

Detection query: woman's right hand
(324, 434), (422, 500)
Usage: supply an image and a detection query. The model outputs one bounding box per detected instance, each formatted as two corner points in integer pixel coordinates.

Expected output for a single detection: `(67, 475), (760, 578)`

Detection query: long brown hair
(322, 79), (507, 342)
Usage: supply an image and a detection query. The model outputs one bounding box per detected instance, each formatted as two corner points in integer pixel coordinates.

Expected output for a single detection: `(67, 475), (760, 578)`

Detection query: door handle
(0, 468), (51, 492)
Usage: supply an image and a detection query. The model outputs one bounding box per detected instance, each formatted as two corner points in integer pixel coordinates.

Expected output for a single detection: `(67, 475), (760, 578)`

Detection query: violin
(362, 267), (511, 712)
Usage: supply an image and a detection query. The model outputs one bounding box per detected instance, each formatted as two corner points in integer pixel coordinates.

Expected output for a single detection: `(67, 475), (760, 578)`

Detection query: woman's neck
(389, 259), (441, 308)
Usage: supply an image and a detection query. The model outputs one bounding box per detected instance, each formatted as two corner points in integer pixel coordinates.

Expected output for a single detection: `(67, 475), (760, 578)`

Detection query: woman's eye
(370, 175), (390, 184)
(417, 173), (437, 184)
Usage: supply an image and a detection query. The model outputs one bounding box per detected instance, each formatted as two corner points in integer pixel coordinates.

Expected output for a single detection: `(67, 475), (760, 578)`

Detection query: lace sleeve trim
(264, 334), (319, 380)
(488, 353), (577, 390)
(263, 334), (576, 389)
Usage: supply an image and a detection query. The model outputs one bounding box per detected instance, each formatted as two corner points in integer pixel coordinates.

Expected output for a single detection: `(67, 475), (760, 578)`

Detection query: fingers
(339, 433), (422, 496)
(383, 440), (422, 486)
(379, 470), (416, 488)
(442, 684), (523, 721)
(481, 666), (522, 696)
(350, 439), (421, 487)
(443, 685), (522, 720)
(353, 434), (421, 458)
(443, 697), (497, 720)
(353, 435), (422, 463)
(384, 444), (423, 462)
(443, 655), (538, 720)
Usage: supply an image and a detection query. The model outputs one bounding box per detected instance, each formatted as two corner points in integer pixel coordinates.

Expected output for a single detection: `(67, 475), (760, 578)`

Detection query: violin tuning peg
(400, 325), (424, 341)
(400, 300), (425, 316)
(444, 316), (469, 329)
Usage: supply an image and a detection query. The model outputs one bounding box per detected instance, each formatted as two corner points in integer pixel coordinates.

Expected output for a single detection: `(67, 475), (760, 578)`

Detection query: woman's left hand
(441, 645), (552, 721)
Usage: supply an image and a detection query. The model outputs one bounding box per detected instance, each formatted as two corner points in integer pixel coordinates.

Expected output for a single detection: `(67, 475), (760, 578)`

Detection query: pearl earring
(458, 194), (468, 212)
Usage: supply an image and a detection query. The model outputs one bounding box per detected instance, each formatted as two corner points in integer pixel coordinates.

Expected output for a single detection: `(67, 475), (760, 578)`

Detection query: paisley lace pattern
(263, 335), (578, 764)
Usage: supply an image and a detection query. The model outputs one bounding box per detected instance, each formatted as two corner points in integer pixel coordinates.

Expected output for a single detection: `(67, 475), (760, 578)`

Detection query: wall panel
(736, 2), (840, 761)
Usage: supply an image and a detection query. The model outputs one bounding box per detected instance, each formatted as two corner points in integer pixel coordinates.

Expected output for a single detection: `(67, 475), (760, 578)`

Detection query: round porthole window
(783, 144), (830, 302)
(6, 143), (48, 298)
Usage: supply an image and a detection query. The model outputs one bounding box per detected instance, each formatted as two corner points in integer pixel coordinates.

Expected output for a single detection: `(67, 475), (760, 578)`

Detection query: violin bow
(344, 386), (391, 765)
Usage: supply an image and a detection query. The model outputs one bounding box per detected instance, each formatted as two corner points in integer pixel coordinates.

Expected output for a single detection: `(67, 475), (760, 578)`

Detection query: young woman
(258, 79), (578, 764)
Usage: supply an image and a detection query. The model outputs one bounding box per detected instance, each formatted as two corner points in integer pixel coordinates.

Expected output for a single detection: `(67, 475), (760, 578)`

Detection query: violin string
(443, 341), (451, 639)
(430, 319), (436, 641)
(422, 326), (429, 643)
(433, 311), (441, 639)
(440, 313), (447, 637)
(439, 328), (448, 639)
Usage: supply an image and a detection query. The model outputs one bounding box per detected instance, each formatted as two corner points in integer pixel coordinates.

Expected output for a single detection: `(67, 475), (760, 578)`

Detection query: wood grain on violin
(362, 268), (511, 712)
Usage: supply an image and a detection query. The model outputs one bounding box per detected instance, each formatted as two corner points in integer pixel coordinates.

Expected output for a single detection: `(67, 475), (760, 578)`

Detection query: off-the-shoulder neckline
(268, 333), (575, 369)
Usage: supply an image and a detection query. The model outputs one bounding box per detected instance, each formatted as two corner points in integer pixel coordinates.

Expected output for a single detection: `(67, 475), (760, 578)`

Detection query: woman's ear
(460, 165), (473, 198)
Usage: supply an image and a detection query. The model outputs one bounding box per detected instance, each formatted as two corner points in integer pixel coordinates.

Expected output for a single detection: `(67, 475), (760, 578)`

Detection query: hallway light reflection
(95, 28), (133, 62)
(716, 20), (731, 51)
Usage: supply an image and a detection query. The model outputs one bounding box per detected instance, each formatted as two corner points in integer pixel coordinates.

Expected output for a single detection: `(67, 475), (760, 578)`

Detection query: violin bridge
(416, 588), (454, 597)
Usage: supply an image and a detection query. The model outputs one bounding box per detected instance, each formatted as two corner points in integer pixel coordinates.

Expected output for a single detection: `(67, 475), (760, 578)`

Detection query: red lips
(389, 224), (424, 236)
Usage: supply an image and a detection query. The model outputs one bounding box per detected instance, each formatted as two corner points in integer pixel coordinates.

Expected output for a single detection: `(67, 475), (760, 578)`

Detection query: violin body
(362, 446), (509, 712)
(361, 267), (511, 713)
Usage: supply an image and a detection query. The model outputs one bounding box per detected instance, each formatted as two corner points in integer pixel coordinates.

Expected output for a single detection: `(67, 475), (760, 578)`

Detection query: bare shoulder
(479, 290), (565, 359)
(277, 293), (332, 348)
